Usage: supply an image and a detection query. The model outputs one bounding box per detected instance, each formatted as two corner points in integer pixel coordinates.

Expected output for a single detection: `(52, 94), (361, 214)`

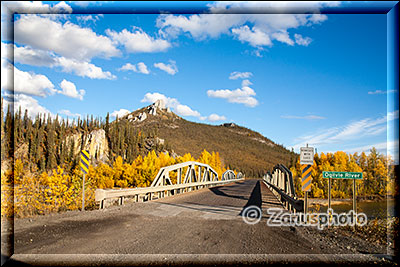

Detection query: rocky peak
(127, 100), (173, 123)
(154, 99), (166, 109)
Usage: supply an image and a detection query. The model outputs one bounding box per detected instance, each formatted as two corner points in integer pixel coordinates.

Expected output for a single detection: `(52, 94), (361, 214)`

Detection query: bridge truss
(96, 161), (243, 209)
(264, 164), (304, 212)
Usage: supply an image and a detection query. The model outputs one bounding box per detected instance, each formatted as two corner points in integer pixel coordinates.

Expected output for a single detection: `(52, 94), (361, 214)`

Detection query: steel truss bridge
(95, 161), (244, 209)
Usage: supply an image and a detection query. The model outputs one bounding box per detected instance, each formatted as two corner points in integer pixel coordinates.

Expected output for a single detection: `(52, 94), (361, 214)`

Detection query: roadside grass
(307, 203), (398, 248)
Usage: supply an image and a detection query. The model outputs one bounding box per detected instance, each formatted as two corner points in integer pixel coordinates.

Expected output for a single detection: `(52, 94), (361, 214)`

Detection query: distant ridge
(116, 100), (296, 177)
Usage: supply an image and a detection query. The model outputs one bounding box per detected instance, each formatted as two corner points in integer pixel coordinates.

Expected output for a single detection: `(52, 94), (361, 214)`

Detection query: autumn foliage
(290, 148), (395, 198)
(1, 149), (226, 218)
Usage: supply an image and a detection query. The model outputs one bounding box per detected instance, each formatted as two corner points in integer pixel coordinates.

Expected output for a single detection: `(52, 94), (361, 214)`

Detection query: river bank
(308, 195), (394, 206)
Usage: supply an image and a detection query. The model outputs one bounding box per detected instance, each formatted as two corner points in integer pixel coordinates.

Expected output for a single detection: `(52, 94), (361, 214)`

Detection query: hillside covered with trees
(1, 98), (396, 218)
(1, 98), (296, 177)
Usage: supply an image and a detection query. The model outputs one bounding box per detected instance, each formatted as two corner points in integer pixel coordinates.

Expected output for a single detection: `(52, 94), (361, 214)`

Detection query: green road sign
(322, 171), (363, 179)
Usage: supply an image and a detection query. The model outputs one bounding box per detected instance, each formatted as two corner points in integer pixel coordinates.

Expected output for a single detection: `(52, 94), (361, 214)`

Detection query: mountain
(115, 100), (296, 177)
(1, 98), (296, 178)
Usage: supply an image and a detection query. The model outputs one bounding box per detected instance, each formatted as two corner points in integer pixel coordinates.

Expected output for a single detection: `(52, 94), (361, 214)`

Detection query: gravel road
(2, 179), (395, 265)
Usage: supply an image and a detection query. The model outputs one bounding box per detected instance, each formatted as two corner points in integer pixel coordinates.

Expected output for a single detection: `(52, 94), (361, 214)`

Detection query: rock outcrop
(126, 99), (173, 122)
(65, 129), (109, 163)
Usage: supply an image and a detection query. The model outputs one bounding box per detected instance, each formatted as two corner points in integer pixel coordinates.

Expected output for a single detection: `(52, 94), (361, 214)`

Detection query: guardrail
(95, 161), (244, 209)
(263, 164), (303, 212)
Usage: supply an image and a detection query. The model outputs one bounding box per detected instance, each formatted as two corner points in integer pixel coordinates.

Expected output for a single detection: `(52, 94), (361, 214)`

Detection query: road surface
(2, 179), (390, 265)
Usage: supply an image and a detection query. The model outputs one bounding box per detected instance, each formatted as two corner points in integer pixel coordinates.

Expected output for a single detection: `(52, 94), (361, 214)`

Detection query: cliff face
(1, 129), (109, 174)
(65, 129), (109, 163)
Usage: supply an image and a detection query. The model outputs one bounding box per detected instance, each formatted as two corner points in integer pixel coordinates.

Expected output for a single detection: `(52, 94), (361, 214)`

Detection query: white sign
(300, 147), (314, 165)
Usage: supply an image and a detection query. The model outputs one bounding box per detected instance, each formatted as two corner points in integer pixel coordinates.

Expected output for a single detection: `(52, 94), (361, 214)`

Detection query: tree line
(1, 98), (168, 176)
(290, 149), (395, 199)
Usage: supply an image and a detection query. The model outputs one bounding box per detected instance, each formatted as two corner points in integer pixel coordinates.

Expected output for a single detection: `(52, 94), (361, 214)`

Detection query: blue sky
(1, 1), (398, 162)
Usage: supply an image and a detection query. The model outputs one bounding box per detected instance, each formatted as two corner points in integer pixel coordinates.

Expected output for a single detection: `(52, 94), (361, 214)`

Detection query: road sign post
(80, 150), (90, 211)
(300, 146), (314, 165)
(322, 171), (362, 228)
(300, 146), (314, 222)
(353, 178), (356, 228)
(301, 164), (312, 221)
(328, 176), (331, 223)
(82, 174), (85, 211)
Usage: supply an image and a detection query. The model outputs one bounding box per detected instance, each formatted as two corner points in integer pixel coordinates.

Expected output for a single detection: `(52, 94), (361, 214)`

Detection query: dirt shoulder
(2, 180), (397, 265)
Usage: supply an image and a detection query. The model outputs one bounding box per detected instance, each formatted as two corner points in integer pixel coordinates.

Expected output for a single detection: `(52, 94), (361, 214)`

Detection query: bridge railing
(263, 164), (304, 212)
(95, 161), (244, 209)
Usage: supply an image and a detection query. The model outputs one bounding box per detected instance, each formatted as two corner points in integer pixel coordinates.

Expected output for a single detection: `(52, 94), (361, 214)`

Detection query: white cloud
(207, 114), (226, 122)
(3, 42), (57, 66)
(136, 62), (150, 74)
(1, 58), (11, 91)
(242, 79), (252, 87)
(141, 92), (179, 107)
(141, 92), (201, 118)
(157, 2), (339, 49)
(291, 111), (399, 150)
(111, 108), (130, 119)
(6, 43), (116, 80)
(1, 1), (73, 41)
(368, 89), (397, 95)
(1, 1), (72, 14)
(52, 1), (73, 13)
(119, 63), (136, 72)
(229, 71), (253, 80)
(3, 93), (52, 119)
(106, 26), (171, 53)
(232, 25), (272, 47)
(294, 33), (312, 46)
(58, 79), (85, 100)
(58, 109), (81, 118)
(76, 14), (103, 23)
(175, 105), (201, 117)
(281, 115), (326, 120)
(56, 57), (116, 79)
(271, 30), (294, 46)
(14, 15), (120, 61)
(207, 80), (259, 107)
(119, 62), (150, 74)
(1, 61), (56, 97)
(157, 13), (244, 40)
(141, 92), (225, 121)
(14, 67), (56, 97)
(154, 60), (178, 75)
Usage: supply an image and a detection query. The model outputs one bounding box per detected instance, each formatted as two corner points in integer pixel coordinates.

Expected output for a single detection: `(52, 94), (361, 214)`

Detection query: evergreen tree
(46, 115), (56, 169)
(14, 106), (22, 145)
(4, 104), (13, 159)
(29, 114), (40, 166)
(23, 109), (31, 142)
(36, 114), (45, 171)
(105, 112), (110, 138)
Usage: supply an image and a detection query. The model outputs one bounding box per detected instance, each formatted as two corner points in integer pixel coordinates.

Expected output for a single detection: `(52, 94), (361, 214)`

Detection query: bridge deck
(10, 179), (315, 256)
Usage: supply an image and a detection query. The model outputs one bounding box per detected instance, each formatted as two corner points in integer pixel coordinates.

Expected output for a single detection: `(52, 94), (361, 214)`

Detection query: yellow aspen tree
(198, 149), (212, 165)
(375, 159), (388, 195)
